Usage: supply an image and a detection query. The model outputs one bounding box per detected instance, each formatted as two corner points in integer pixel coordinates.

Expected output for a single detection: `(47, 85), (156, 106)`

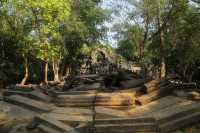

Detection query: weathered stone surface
(144, 100), (200, 132)
(153, 101), (200, 124)
(95, 92), (135, 106)
(34, 115), (77, 132)
(51, 107), (93, 115)
(120, 78), (147, 89)
(28, 90), (51, 102)
(8, 124), (29, 133)
(95, 107), (125, 118)
(159, 112), (200, 133)
(95, 116), (155, 125)
(75, 123), (91, 133)
(71, 83), (101, 91)
(49, 90), (97, 96)
(37, 124), (61, 133)
(126, 96), (184, 117)
(4, 95), (53, 112)
(144, 79), (169, 93)
(173, 90), (190, 98)
(75, 74), (100, 79)
(95, 123), (158, 133)
(43, 113), (92, 123)
(3, 90), (29, 97)
(135, 84), (175, 105)
(3, 90), (52, 102)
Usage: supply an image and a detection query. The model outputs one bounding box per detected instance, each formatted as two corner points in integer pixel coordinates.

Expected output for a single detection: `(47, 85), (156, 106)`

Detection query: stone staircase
(2, 89), (200, 133)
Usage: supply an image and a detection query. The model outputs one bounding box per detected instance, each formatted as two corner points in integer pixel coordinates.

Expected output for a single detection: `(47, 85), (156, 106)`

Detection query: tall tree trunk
(60, 57), (67, 76)
(1, 42), (5, 58)
(140, 15), (149, 59)
(157, 1), (166, 78)
(20, 58), (28, 85)
(53, 59), (60, 82)
(44, 62), (48, 84)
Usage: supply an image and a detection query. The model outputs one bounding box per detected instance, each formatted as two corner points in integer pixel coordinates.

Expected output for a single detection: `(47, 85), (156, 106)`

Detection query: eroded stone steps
(126, 96), (185, 117)
(4, 90), (52, 102)
(94, 123), (158, 133)
(95, 117), (156, 125)
(4, 95), (53, 112)
(153, 100), (200, 124)
(159, 112), (200, 133)
(37, 124), (61, 133)
(34, 115), (78, 133)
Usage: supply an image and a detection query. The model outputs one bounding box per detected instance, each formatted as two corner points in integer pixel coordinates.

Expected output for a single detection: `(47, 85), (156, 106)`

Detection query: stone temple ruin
(0, 46), (200, 133)
(79, 46), (142, 75)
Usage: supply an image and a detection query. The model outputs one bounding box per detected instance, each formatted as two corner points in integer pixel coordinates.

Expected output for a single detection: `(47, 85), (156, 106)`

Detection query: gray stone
(4, 95), (53, 112)
(29, 90), (51, 102)
(95, 123), (158, 133)
(37, 124), (61, 133)
(34, 115), (77, 133)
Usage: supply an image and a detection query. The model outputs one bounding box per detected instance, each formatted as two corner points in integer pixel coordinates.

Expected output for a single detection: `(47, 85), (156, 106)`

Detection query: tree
(61, 0), (109, 76)
(25, 0), (71, 83)
(117, 25), (143, 61)
(0, 0), (36, 85)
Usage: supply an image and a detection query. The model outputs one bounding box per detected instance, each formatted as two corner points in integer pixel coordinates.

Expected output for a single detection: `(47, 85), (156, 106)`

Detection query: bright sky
(101, 0), (134, 47)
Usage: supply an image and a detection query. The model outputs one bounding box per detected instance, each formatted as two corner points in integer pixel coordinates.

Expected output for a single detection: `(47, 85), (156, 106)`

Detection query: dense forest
(0, 0), (200, 87)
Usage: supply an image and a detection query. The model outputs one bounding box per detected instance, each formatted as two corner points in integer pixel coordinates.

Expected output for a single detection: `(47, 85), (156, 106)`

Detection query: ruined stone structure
(80, 46), (142, 75)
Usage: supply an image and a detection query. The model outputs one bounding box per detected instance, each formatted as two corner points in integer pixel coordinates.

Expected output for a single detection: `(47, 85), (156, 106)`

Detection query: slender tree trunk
(1, 42), (5, 58)
(140, 15), (149, 59)
(20, 58), (28, 85)
(53, 59), (60, 82)
(44, 62), (48, 84)
(60, 57), (67, 76)
(157, 2), (166, 78)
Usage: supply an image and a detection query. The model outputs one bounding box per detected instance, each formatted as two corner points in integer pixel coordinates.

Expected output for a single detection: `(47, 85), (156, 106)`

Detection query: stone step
(3, 90), (52, 102)
(7, 85), (34, 92)
(55, 103), (93, 107)
(76, 123), (92, 133)
(43, 113), (92, 123)
(47, 90), (97, 96)
(126, 96), (185, 117)
(159, 112), (200, 133)
(28, 90), (52, 102)
(3, 90), (29, 97)
(37, 124), (61, 133)
(4, 95), (53, 112)
(95, 117), (156, 125)
(95, 107), (125, 118)
(34, 115), (77, 133)
(51, 107), (93, 115)
(71, 83), (101, 90)
(95, 123), (158, 133)
(153, 101), (200, 124)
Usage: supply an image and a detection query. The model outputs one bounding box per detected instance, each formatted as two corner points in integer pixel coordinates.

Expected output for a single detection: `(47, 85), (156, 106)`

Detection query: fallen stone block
(4, 95), (53, 112)
(34, 115), (78, 133)
(135, 84), (175, 105)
